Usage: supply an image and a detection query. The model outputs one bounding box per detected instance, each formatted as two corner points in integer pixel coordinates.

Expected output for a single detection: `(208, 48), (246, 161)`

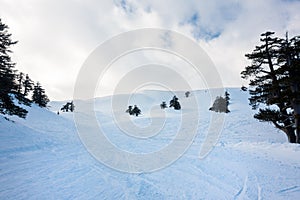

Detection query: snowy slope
(0, 88), (300, 199)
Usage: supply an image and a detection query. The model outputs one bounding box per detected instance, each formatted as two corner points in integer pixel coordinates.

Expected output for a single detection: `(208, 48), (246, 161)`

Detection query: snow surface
(1, 88), (300, 199)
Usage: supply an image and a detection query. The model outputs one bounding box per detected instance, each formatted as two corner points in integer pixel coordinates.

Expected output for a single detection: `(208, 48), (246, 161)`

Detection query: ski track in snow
(1, 88), (300, 199)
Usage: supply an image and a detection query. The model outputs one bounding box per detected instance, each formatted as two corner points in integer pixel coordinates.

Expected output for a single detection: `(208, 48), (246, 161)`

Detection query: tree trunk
(295, 114), (300, 143)
(285, 33), (299, 143)
(290, 84), (300, 143)
(284, 127), (296, 143)
(290, 81), (300, 144)
(273, 120), (296, 143)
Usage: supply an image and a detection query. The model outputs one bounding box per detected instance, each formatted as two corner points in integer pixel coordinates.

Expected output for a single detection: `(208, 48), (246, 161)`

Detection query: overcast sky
(1, 0), (299, 100)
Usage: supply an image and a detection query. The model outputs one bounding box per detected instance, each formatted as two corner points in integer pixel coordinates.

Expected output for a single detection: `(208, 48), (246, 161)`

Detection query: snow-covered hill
(1, 88), (299, 199)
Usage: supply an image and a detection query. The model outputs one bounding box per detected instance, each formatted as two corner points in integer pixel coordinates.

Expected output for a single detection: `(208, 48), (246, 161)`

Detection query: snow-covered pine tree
(241, 31), (300, 143)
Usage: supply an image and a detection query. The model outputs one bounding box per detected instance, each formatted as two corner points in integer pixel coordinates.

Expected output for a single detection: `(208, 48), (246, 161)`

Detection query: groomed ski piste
(1, 88), (299, 199)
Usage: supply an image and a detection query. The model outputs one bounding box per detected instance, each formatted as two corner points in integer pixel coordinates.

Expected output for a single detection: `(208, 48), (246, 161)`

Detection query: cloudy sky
(0, 0), (299, 100)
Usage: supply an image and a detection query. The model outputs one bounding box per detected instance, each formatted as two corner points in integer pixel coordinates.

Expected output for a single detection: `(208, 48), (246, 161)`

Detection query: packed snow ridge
(1, 88), (299, 199)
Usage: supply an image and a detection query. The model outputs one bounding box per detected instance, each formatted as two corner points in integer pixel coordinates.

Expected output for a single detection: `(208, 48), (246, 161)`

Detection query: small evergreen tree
(23, 74), (34, 97)
(241, 86), (247, 91)
(131, 105), (141, 116)
(209, 96), (230, 113)
(0, 18), (27, 118)
(160, 101), (167, 109)
(69, 101), (75, 112)
(61, 101), (75, 112)
(16, 72), (24, 94)
(32, 82), (49, 107)
(126, 105), (141, 116)
(126, 105), (133, 115)
(61, 104), (69, 112)
(15, 73), (33, 106)
(14, 72), (30, 106)
(185, 91), (190, 98)
(169, 96), (181, 110)
(225, 91), (230, 106)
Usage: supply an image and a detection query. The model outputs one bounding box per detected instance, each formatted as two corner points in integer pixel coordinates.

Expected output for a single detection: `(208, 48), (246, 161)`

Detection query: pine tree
(69, 101), (75, 112)
(160, 101), (167, 109)
(185, 91), (190, 98)
(225, 91), (230, 106)
(209, 96), (230, 113)
(32, 82), (49, 107)
(278, 33), (300, 143)
(23, 74), (34, 97)
(241, 31), (300, 143)
(0, 18), (27, 118)
(132, 105), (141, 116)
(61, 103), (69, 112)
(16, 72), (24, 94)
(126, 105), (133, 115)
(126, 105), (141, 116)
(15, 72), (32, 106)
(60, 101), (75, 112)
(169, 96), (181, 110)
(241, 86), (247, 91)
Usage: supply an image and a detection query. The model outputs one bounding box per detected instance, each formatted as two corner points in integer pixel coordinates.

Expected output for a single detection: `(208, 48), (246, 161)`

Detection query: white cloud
(0, 0), (299, 100)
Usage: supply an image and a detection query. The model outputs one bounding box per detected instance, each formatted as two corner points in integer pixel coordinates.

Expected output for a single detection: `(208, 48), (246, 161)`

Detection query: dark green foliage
(241, 86), (247, 91)
(15, 73), (33, 106)
(0, 18), (27, 118)
(16, 72), (24, 94)
(209, 91), (230, 113)
(126, 105), (133, 114)
(32, 82), (49, 107)
(254, 108), (281, 122)
(132, 105), (141, 116)
(169, 96), (181, 110)
(0, 95), (28, 118)
(209, 96), (230, 113)
(126, 105), (141, 116)
(23, 74), (34, 96)
(225, 91), (230, 106)
(160, 101), (167, 109)
(19, 73), (34, 106)
(69, 101), (75, 112)
(185, 91), (190, 98)
(61, 104), (69, 112)
(241, 31), (300, 143)
(0, 18), (49, 118)
(61, 101), (75, 112)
